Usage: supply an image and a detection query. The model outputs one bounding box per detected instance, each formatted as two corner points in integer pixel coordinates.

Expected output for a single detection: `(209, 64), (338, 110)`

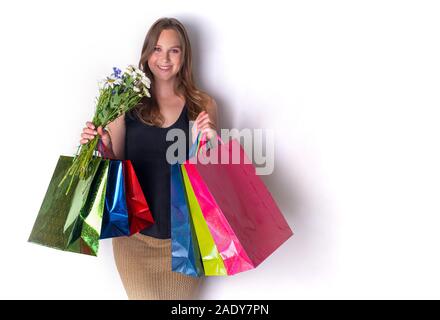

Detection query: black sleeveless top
(125, 104), (190, 239)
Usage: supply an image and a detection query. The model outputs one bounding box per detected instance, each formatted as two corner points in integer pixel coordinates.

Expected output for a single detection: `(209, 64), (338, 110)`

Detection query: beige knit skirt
(112, 233), (203, 300)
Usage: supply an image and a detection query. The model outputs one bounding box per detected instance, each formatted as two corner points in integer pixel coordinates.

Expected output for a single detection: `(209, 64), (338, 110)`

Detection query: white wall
(1, 0), (439, 299)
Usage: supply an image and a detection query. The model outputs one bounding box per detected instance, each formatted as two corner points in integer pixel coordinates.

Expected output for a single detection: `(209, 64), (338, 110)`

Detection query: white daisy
(141, 78), (151, 88)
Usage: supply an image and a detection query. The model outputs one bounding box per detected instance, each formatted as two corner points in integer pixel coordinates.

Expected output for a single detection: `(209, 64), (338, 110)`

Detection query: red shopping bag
(123, 160), (154, 234)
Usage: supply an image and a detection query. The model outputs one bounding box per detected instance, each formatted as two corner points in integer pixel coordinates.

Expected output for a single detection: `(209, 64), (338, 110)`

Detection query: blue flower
(112, 67), (122, 79)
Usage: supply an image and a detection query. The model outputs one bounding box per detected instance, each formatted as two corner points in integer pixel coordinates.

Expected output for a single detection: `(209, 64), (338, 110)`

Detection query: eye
(154, 47), (161, 52)
(171, 48), (180, 54)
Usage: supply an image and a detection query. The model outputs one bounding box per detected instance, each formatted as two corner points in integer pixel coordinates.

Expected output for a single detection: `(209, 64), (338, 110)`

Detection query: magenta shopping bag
(183, 137), (293, 275)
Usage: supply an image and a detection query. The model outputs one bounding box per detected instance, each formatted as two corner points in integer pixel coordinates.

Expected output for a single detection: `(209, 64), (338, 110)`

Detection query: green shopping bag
(181, 165), (227, 276)
(28, 155), (107, 256)
(65, 159), (109, 255)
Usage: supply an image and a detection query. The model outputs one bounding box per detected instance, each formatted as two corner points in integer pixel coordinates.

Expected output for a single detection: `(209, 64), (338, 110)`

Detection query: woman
(79, 17), (218, 300)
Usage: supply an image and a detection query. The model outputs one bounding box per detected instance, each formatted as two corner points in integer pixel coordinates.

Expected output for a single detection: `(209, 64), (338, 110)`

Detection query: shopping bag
(184, 162), (254, 275)
(123, 160), (154, 234)
(67, 159), (109, 256)
(185, 135), (253, 275)
(28, 155), (104, 255)
(67, 159), (110, 255)
(181, 165), (227, 276)
(183, 136), (293, 275)
(170, 163), (204, 277)
(100, 160), (130, 239)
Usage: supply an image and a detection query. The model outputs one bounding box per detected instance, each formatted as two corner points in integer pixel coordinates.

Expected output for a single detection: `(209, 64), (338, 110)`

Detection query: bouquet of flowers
(28, 66), (155, 256)
(59, 65), (151, 194)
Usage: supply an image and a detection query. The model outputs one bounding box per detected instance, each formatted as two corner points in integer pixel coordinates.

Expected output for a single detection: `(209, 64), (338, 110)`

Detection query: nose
(160, 51), (170, 62)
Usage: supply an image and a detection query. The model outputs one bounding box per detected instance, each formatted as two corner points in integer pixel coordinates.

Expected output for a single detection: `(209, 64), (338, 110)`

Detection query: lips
(158, 65), (172, 71)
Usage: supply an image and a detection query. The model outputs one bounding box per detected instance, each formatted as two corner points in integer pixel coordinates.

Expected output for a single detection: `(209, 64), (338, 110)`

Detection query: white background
(0, 0), (439, 299)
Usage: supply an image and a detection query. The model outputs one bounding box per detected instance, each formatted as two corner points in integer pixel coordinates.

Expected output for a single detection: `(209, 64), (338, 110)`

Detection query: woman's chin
(154, 74), (176, 82)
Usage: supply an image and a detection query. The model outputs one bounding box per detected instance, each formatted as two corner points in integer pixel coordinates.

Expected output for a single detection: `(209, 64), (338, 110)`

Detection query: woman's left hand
(192, 110), (217, 143)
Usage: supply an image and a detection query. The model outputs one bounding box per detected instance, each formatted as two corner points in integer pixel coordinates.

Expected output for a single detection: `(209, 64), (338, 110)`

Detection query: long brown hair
(132, 17), (209, 126)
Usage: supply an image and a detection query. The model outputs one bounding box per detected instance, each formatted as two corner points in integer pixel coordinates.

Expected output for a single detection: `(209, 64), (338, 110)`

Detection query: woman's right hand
(80, 121), (114, 157)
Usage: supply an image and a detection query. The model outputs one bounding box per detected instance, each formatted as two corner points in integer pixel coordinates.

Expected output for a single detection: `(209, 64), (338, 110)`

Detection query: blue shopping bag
(100, 160), (130, 239)
(170, 163), (204, 277)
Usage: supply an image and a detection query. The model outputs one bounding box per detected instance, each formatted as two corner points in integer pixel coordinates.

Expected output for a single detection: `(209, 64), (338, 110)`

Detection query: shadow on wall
(181, 15), (301, 222)
(179, 15), (317, 298)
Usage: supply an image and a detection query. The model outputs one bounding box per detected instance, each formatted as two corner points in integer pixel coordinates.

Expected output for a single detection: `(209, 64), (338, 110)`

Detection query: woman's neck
(154, 78), (179, 99)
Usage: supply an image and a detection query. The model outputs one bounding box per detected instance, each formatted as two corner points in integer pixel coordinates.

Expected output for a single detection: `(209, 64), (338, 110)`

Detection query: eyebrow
(155, 44), (182, 49)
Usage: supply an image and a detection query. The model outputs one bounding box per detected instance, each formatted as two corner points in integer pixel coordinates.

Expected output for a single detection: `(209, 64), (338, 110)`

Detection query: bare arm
(106, 114), (126, 160)
(205, 97), (219, 130)
(191, 96), (219, 143)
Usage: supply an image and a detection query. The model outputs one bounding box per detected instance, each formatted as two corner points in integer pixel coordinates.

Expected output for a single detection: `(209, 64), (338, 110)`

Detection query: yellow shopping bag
(181, 165), (226, 276)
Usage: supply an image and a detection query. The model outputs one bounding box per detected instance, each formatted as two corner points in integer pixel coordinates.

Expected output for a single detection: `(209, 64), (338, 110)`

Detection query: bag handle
(97, 139), (111, 159)
(189, 131), (224, 158)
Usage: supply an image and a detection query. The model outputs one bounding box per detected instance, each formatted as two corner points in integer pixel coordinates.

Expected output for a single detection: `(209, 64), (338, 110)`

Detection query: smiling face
(147, 29), (183, 83)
